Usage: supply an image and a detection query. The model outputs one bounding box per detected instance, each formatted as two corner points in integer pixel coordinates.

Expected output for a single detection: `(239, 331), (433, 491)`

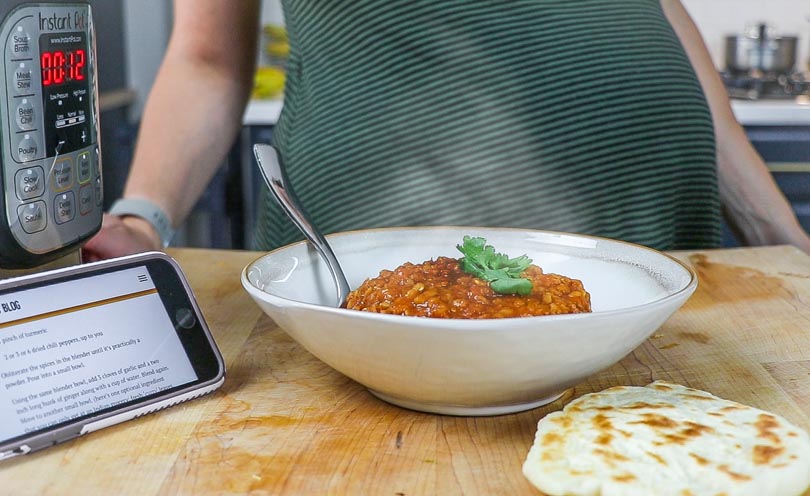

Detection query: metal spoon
(253, 144), (351, 307)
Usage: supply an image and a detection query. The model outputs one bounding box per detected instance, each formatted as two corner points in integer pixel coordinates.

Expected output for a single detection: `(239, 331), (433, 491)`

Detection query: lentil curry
(345, 256), (591, 319)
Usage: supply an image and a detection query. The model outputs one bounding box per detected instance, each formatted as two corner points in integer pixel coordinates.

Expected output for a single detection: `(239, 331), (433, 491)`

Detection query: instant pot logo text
(38, 11), (87, 32)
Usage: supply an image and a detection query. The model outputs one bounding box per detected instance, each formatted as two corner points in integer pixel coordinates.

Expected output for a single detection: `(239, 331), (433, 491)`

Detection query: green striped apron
(254, 0), (721, 251)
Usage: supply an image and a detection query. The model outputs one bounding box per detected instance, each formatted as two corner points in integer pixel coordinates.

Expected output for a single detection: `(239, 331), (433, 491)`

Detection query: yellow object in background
(265, 41), (289, 59)
(263, 24), (288, 43)
(252, 66), (286, 99)
(262, 24), (289, 67)
(259, 24), (289, 86)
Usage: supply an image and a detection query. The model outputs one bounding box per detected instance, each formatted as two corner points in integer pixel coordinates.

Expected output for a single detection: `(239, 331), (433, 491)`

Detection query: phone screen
(0, 257), (221, 447)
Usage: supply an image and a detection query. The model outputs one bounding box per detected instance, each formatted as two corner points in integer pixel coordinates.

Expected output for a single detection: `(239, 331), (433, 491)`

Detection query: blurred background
(96, 0), (810, 250)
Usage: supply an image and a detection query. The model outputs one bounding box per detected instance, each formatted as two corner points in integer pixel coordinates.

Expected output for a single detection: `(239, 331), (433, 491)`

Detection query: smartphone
(0, 251), (225, 460)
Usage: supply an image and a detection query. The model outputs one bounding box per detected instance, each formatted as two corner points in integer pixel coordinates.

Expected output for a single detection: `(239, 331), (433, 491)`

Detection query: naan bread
(523, 381), (810, 496)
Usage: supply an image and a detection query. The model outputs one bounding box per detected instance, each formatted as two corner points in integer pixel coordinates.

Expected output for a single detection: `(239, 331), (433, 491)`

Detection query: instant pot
(0, 1), (102, 273)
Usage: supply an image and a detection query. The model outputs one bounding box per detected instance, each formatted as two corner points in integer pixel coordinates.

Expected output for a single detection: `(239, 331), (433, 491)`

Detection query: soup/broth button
(6, 22), (33, 59)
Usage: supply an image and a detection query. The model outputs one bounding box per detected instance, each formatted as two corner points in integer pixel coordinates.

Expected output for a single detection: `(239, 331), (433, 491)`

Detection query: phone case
(0, 252), (225, 460)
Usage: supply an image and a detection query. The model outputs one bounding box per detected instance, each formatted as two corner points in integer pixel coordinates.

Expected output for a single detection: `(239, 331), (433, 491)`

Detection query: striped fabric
(254, 0), (721, 251)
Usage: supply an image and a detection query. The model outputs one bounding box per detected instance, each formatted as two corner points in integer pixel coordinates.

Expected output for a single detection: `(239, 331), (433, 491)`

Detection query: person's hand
(81, 213), (163, 262)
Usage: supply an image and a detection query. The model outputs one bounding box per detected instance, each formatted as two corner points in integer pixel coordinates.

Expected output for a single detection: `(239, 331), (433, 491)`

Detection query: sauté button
(17, 201), (46, 233)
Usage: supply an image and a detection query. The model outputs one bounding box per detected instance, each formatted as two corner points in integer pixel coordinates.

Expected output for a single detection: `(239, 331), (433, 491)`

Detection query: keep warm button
(54, 191), (76, 224)
(17, 201), (47, 233)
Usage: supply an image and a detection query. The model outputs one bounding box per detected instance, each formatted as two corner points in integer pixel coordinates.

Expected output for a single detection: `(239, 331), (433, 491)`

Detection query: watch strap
(109, 198), (175, 248)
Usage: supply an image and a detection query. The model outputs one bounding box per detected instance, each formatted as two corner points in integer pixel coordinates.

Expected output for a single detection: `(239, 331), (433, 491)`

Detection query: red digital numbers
(70, 49), (86, 82)
(41, 48), (86, 87)
(40, 52), (54, 85)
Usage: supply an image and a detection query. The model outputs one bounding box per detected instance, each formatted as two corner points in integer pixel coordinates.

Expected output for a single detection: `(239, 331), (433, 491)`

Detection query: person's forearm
(661, 0), (810, 251)
(123, 58), (253, 226)
(714, 123), (810, 249)
(120, 0), (259, 229)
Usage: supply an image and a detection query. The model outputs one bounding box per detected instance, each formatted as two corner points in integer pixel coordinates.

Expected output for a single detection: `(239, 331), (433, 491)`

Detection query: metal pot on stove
(724, 23), (798, 74)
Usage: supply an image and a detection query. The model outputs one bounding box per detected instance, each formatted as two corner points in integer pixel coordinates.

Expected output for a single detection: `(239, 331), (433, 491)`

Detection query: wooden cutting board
(1, 245), (809, 495)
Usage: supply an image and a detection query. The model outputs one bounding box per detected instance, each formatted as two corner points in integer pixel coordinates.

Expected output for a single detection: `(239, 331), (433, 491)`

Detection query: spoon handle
(253, 144), (351, 307)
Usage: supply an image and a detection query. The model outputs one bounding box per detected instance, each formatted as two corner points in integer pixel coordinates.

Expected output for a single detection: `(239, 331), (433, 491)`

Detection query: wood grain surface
(1, 246), (809, 495)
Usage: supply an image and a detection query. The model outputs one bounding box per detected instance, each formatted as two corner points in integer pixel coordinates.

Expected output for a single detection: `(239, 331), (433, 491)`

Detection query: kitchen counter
(243, 98), (283, 126)
(243, 97), (810, 127)
(5, 246), (810, 495)
(731, 97), (810, 126)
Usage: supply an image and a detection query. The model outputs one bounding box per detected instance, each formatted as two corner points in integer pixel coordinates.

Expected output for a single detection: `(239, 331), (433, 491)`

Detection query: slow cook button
(54, 191), (76, 224)
(17, 201), (46, 234)
(14, 166), (44, 200)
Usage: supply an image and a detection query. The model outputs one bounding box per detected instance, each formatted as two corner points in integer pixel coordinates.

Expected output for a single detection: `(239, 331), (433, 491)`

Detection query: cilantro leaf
(456, 236), (533, 295)
(490, 277), (533, 295)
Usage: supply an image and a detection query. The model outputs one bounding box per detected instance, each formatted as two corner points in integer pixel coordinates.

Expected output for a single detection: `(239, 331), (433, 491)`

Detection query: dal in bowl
(241, 226), (696, 416)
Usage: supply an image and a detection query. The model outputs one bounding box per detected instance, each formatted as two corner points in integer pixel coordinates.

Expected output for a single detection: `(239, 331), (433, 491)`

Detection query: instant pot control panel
(0, 3), (101, 268)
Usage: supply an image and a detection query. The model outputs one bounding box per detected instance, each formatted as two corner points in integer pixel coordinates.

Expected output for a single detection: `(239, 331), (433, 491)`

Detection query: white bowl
(241, 227), (696, 416)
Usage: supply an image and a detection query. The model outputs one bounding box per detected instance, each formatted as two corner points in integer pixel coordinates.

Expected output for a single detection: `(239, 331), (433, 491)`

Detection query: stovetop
(721, 71), (810, 101)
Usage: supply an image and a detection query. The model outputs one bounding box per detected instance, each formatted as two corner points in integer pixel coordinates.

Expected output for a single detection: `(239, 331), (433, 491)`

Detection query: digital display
(40, 48), (86, 87)
(0, 266), (199, 441)
(38, 32), (94, 156)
